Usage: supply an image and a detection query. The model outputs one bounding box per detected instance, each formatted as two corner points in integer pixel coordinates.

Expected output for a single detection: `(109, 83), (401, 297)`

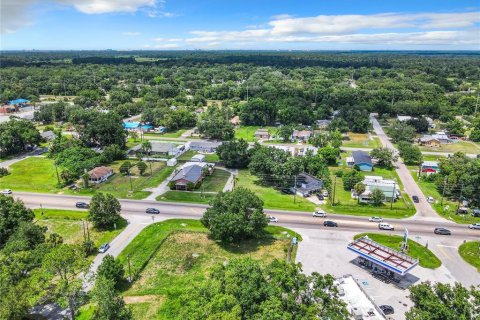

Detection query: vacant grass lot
(410, 171), (480, 224)
(34, 208), (126, 249)
(458, 241), (480, 272)
(116, 219), (300, 319)
(234, 126), (276, 142)
(342, 133), (381, 149)
(0, 157), (59, 193)
(144, 129), (187, 138)
(157, 191), (215, 204)
(418, 140), (480, 154)
(236, 170), (316, 212)
(199, 169), (230, 192)
(177, 150), (220, 162)
(354, 233), (441, 269)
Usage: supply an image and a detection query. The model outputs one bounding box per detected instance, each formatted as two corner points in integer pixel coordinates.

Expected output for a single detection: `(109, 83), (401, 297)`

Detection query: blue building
(348, 150), (373, 171)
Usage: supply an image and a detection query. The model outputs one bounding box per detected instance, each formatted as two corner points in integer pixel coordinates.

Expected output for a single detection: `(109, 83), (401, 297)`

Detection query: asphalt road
(16, 192), (479, 240)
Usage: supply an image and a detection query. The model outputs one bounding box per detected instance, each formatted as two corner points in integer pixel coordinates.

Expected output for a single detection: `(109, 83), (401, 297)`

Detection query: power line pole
(332, 176), (337, 206)
(390, 181), (396, 210)
(456, 184), (464, 214)
(293, 175), (297, 204)
(440, 177), (448, 205)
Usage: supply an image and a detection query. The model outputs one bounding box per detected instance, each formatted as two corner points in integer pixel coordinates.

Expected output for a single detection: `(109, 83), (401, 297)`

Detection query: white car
(1, 189), (12, 195)
(369, 217), (383, 222)
(427, 196), (434, 203)
(268, 216), (278, 223)
(313, 211), (327, 218)
(379, 223), (395, 231)
(98, 243), (110, 253)
(468, 223), (480, 230)
(322, 190), (329, 197)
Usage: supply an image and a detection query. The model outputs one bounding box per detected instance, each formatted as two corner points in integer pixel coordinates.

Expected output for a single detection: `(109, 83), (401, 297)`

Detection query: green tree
(371, 188), (385, 205)
(42, 244), (89, 320)
(197, 106), (234, 140)
(370, 147), (398, 169)
(318, 146), (339, 165)
(343, 170), (363, 191)
(0, 196), (35, 248)
(398, 142), (423, 165)
(141, 140), (152, 155)
(310, 132), (329, 148)
(102, 144), (126, 162)
(92, 276), (132, 320)
(277, 125), (293, 142)
(0, 119), (41, 157)
(96, 255), (125, 290)
(406, 282), (479, 320)
(388, 121), (417, 143)
(329, 129), (343, 148)
(81, 173), (89, 188)
(201, 188), (267, 242)
(179, 258), (349, 319)
(354, 182), (366, 204)
(216, 139), (250, 168)
(88, 193), (122, 230)
(446, 119), (466, 136)
(119, 161), (132, 175)
(136, 161), (147, 176)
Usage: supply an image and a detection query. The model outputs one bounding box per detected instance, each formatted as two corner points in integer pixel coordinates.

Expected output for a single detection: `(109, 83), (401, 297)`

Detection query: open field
(157, 191), (215, 204)
(144, 129), (187, 138)
(458, 241), (480, 272)
(418, 141), (480, 154)
(234, 126), (276, 142)
(236, 170), (316, 212)
(342, 133), (381, 149)
(177, 150), (220, 162)
(410, 171), (480, 224)
(34, 208), (126, 249)
(116, 219), (299, 318)
(354, 233), (441, 269)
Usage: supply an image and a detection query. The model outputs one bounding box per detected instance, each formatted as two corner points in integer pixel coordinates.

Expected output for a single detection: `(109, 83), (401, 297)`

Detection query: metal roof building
(347, 237), (418, 276)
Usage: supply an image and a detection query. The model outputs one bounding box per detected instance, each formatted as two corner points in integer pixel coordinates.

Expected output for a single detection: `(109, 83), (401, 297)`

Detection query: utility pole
(332, 176), (337, 206)
(54, 163), (60, 184)
(456, 184), (464, 214)
(390, 181), (396, 210)
(293, 175), (297, 204)
(127, 254), (132, 282)
(440, 177), (448, 205)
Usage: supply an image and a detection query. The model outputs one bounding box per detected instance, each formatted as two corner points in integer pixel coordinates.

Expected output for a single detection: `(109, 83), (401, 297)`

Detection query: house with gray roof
(187, 141), (222, 153)
(129, 142), (183, 156)
(349, 150), (373, 171)
(170, 162), (214, 190)
(295, 173), (323, 197)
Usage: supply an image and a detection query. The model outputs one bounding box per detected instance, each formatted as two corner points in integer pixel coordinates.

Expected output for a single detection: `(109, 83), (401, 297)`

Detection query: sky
(1, 0), (479, 50)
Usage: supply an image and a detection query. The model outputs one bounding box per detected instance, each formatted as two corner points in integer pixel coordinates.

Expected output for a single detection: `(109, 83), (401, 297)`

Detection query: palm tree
(354, 182), (366, 204)
(141, 141), (152, 156)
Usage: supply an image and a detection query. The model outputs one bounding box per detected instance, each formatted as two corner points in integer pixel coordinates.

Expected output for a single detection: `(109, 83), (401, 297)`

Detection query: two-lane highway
(15, 191), (480, 240)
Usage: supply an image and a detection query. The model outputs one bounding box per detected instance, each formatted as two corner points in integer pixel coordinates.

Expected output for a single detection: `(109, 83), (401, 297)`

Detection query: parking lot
(293, 227), (479, 320)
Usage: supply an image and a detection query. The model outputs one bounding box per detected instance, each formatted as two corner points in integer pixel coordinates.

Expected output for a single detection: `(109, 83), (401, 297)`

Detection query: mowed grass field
(0, 157), (59, 193)
(236, 170), (316, 212)
(177, 150), (220, 162)
(33, 208), (126, 250)
(115, 219), (300, 319)
(342, 133), (381, 149)
(354, 233), (441, 269)
(458, 241), (480, 272)
(234, 126), (276, 142)
(418, 140), (480, 154)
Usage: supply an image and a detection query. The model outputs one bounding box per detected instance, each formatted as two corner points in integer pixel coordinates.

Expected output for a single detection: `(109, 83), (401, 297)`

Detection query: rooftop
(171, 164), (204, 184)
(352, 150), (372, 166)
(88, 166), (113, 179)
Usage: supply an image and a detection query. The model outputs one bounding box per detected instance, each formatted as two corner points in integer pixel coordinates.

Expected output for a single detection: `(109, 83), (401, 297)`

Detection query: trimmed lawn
(236, 170), (316, 212)
(0, 157), (59, 193)
(418, 141), (480, 154)
(199, 169), (230, 192)
(458, 241), (480, 272)
(116, 219), (300, 318)
(177, 150), (220, 163)
(34, 208), (126, 249)
(234, 126), (276, 142)
(144, 129), (187, 138)
(157, 191), (215, 204)
(342, 133), (381, 149)
(354, 233), (442, 269)
(410, 171), (480, 224)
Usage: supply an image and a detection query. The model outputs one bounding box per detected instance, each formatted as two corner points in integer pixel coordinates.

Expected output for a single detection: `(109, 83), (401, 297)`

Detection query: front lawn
(157, 191), (215, 204)
(198, 169), (230, 192)
(34, 208), (126, 249)
(144, 129), (187, 138)
(418, 140), (480, 154)
(342, 133), (381, 149)
(116, 219), (300, 318)
(458, 241), (480, 272)
(236, 170), (316, 212)
(0, 157), (59, 193)
(354, 233), (442, 269)
(177, 150), (220, 162)
(234, 126), (276, 142)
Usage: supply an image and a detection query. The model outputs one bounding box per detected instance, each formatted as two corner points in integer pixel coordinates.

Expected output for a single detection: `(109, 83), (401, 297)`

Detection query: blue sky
(1, 0), (479, 50)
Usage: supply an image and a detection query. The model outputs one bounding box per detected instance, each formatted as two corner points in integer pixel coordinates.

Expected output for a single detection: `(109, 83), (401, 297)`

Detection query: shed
(167, 158), (177, 167)
(191, 154), (205, 162)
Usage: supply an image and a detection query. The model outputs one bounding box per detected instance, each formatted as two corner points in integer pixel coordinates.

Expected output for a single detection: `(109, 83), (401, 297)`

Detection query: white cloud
(123, 31), (141, 36)
(185, 11), (480, 48)
(154, 43), (180, 48)
(1, 0), (173, 33)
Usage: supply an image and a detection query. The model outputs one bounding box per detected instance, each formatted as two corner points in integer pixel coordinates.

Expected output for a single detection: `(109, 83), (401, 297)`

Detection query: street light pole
(390, 181), (396, 210)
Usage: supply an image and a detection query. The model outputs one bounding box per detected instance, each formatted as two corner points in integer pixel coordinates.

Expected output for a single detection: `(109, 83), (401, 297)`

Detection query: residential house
(254, 128), (270, 140)
(187, 141), (222, 153)
(352, 176), (400, 203)
(397, 116), (413, 122)
(40, 130), (55, 141)
(294, 173), (323, 197)
(315, 119), (331, 130)
(88, 166), (114, 184)
(421, 161), (440, 175)
(191, 154), (205, 162)
(129, 142), (182, 157)
(418, 136), (440, 147)
(170, 162), (213, 190)
(349, 151), (374, 171)
(425, 117), (436, 128)
(292, 130), (312, 142)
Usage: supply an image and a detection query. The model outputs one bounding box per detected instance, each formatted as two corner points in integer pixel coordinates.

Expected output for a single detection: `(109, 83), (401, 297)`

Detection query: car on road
(268, 216), (278, 223)
(75, 202), (89, 209)
(378, 222), (394, 231)
(412, 195), (419, 203)
(427, 196), (434, 203)
(146, 208), (160, 214)
(312, 210), (327, 218)
(281, 188), (295, 195)
(323, 220), (338, 227)
(98, 243), (110, 253)
(468, 223), (480, 230)
(379, 305), (394, 315)
(434, 227), (451, 235)
(1, 189), (12, 195)
(368, 216), (383, 222)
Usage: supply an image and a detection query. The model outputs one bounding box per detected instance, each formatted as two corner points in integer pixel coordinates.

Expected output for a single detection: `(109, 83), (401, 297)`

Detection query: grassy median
(459, 241), (480, 272)
(354, 233), (441, 269)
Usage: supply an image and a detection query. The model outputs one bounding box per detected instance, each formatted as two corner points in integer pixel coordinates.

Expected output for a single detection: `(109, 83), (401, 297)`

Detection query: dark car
(281, 188), (295, 195)
(412, 195), (419, 203)
(316, 194), (324, 200)
(323, 220), (338, 227)
(146, 208), (160, 214)
(434, 227), (451, 235)
(75, 202), (89, 209)
(379, 305), (394, 315)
